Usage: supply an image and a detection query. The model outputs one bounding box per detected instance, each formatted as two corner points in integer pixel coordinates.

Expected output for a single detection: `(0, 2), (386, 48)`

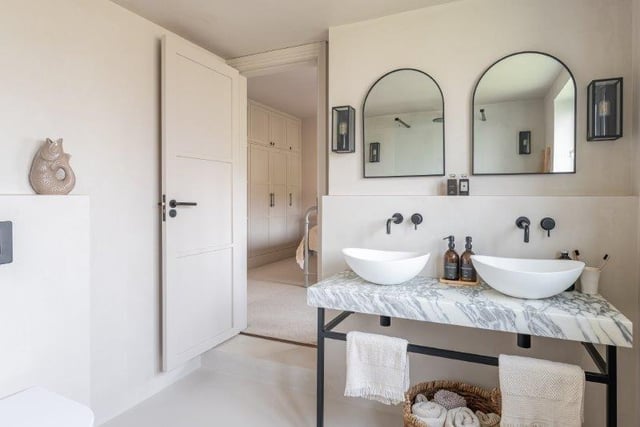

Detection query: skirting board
(248, 246), (296, 269)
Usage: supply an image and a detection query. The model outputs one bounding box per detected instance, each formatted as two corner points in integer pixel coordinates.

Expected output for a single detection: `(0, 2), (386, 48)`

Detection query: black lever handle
(169, 200), (198, 208)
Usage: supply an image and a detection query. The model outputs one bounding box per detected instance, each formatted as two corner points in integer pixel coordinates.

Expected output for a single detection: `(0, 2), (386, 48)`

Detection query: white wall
(328, 0), (634, 196)
(0, 0), (210, 422)
(302, 116), (318, 213)
(0, 196), (90, 405)
(474, 100), (545, 174)
(364, 111), (444, 177)
(322, 195), (638, 426)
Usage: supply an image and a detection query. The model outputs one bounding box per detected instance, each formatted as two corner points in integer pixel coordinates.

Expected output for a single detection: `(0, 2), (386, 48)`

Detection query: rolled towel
(433, 389), (466, 410)
(474, 411), (500, 427)
(411, 395), (447, 427)
(445, 407), (480, 427)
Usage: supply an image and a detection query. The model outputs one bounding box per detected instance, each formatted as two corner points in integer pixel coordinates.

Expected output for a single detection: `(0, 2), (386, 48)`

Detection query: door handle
(269, 193), (274, 207)
(169, 200), (198, 208)
(289, 193), (292, 206)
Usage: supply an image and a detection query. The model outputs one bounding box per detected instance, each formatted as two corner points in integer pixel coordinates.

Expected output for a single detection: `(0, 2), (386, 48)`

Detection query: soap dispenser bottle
(460, 236), (477, 282)
(558, 250), (575, 291)
(443, 235), (459, 280)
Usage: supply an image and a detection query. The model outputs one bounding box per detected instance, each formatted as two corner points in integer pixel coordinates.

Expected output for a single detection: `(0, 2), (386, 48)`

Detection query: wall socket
(0, 221), (13, 265)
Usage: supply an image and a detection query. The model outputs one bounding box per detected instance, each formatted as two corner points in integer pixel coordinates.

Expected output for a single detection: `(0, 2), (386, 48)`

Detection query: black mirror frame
(362, 68), (446, 178)
(471, 51), (578, 176)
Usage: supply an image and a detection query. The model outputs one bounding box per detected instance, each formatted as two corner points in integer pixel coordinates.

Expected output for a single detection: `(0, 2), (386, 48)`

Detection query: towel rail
(316, 308), (619, 427)
(304, 206), (318, 287)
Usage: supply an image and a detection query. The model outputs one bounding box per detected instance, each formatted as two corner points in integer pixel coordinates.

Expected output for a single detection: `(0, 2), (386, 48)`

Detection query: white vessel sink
(471, 255), (585, 299)
(342, 248), (430, 285)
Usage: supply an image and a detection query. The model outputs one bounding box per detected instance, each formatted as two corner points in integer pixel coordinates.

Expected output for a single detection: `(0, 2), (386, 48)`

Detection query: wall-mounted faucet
(515, 216), (530, 243)
(386, 213), (403, 234)
(410, 213), (423, 230)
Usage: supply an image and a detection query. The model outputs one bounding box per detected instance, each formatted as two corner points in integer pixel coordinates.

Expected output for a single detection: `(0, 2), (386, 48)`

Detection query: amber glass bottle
(443, 235), (459, 280)
(460, 236), (477, 282)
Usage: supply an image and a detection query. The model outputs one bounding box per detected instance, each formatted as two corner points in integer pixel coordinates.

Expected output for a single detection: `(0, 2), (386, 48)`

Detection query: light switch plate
(0, 221), (13, 264)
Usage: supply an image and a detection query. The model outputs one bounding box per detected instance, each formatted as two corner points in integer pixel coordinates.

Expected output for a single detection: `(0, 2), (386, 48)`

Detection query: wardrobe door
(269, 113), (287, 150)
(248, 144), (270, 255)
(249, 103), (269, 146)
(268, 150), (287, 247)
(286, 118), (301, 152)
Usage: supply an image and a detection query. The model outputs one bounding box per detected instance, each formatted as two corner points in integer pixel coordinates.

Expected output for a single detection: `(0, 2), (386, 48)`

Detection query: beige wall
(324, 0), (639, 425)
(328, 0), (634, 196)
(0, 0), (212, 423)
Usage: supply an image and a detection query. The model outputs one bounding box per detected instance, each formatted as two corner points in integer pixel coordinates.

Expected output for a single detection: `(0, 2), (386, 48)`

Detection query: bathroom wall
(632, 0), (640, 413)
(474, 100), (545, 174)
(302, 116), (318, 213)
(0, 0), (209, 422)
(0, 196), (90, 405)
(324, 0), (639, 425)
(328, 0), (634, 196)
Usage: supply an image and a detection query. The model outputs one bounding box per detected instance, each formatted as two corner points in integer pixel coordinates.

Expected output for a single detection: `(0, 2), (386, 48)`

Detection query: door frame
(227, 42), (327, 279)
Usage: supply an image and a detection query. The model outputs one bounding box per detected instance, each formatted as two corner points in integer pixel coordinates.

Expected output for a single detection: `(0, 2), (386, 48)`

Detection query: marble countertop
(307, 271), (633, 347)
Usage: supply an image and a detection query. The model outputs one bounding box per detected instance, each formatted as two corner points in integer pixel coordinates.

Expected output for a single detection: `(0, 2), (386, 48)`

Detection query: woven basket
(403, 380), (501, 427)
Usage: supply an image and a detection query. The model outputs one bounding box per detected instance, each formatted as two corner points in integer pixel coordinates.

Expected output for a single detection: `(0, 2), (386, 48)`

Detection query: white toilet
(0, 387), (94, 427)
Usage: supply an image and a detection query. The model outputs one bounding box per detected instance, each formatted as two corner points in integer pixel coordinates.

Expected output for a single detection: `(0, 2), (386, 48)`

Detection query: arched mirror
(363, 69), (445, 178)
(472, 52), (576, 175)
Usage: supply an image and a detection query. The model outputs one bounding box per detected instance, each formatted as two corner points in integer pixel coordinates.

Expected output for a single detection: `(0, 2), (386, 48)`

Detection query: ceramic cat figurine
(29, 138), (76, 195)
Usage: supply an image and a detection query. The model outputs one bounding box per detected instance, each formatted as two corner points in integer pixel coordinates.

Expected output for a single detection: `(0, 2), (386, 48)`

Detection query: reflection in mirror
(472, 52), (576, 175)
(363, 69), (444, 177)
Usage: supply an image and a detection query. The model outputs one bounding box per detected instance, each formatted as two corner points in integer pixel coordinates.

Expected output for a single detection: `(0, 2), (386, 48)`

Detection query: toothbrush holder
(580, 267), (601, 295)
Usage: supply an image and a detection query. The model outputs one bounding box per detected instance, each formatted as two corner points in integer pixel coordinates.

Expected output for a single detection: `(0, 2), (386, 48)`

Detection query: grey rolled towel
(433, 389), (467, 410)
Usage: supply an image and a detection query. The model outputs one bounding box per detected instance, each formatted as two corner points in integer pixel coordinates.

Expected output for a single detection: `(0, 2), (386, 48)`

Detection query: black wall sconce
(332, 106), (355, 152)
(369, 142), (380, 163)
(587, 77), (622, 141)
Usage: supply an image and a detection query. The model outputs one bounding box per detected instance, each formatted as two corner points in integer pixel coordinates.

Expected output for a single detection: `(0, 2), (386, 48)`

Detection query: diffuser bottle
(443, 235), (459, 280)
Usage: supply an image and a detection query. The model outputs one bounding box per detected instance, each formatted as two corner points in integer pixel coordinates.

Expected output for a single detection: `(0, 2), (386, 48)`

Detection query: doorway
(229, 43), (327, 346)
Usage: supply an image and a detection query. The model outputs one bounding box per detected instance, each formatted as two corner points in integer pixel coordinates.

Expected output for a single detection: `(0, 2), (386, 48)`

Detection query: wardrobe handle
(269, 193), (274, 207)
(289, 193), (292, 206)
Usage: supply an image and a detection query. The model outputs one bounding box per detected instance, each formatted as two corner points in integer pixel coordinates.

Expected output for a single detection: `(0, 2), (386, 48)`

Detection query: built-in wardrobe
(248, 99), (302, 266)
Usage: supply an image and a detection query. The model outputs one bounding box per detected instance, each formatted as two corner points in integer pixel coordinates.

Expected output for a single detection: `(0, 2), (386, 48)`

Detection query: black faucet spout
(386, 213), (404, 234)
(515, 216), (531, 243)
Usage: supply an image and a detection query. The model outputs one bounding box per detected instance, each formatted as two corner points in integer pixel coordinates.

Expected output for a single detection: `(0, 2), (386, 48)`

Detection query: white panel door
(248, 144), (270, 255)
(286, 118), (301, 152)
(270, 113), (287, 150)
(161, 35), (247, 371)
(249, 103), (269, 146)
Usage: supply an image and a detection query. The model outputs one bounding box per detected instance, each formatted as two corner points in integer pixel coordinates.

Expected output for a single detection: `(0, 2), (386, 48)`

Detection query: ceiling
(248, 63), (318, 118)
(475, 54), (570, 104)
(111, 0), (460, 59)
(364, 70), (443, 116)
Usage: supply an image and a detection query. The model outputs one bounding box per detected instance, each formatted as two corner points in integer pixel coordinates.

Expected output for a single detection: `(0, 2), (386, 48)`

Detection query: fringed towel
(499, 354), (584, 427)
(344, 331), (409, 405)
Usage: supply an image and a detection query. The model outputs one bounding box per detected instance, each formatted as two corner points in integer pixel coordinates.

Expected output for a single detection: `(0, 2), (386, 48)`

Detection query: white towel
(412, 394), (447, 427)
(344, 331), (409, 405)
(445, 407), (480, 427)
(474, 411), (500, 427)
(295, 225), (318, 269)
(499, 354), (584, 427)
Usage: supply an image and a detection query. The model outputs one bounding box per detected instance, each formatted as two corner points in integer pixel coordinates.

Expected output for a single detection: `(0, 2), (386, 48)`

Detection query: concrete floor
(102, 335), (401, 427)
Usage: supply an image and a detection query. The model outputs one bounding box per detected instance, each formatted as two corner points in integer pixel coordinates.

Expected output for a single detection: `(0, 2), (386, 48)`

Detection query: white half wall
(322, 194), (639, 426)
(0, 0), (211, 422)
(0, 196), (90, 405)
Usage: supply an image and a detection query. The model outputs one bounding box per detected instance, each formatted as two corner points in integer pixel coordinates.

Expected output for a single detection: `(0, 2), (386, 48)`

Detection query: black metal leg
(606, 345), (617, 427)
(317, 308), (325, 427)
